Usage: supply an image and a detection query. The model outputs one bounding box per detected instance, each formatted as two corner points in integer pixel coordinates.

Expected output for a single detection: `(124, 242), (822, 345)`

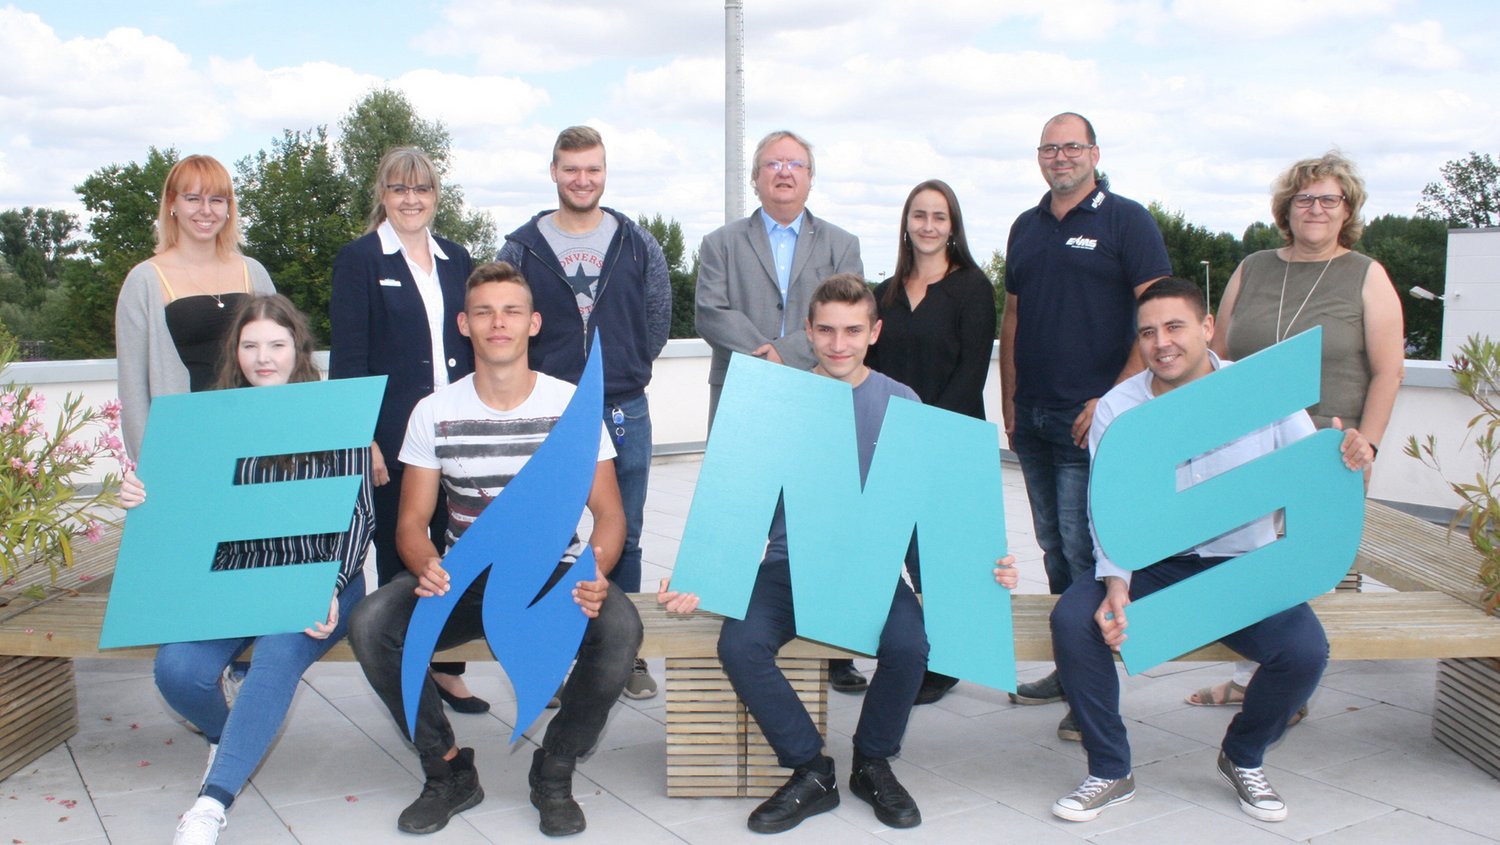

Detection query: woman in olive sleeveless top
(1188, 151), (1405, 712)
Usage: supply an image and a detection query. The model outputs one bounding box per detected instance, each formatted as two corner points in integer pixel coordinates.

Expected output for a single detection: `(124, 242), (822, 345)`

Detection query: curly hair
(1270, 150), (1367, 249)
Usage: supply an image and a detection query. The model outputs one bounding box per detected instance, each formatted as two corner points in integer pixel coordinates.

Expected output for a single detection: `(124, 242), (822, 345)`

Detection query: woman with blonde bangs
(328, 147), (480, 711)
(1187, 151), (1404, 716)
(114, 154), (276, 461)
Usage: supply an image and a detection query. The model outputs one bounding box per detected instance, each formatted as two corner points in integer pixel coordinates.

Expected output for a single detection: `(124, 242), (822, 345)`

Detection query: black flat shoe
(829, 660), (868, 693)
(437, 684), (491, 714)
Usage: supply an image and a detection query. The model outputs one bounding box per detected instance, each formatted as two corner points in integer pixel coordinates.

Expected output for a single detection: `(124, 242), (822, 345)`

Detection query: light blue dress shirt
(761, 209), (805, 335)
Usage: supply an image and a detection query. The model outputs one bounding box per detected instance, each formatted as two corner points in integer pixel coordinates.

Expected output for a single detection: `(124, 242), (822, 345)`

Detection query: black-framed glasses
(760, 160), (808, 173)
(1291, 193), (1345, 209)
(1037, 143), (1094, 159)
(386, 184), (434, 197)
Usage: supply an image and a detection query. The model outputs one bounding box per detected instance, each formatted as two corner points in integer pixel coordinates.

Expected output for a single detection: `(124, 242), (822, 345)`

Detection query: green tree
(236, 128), (356, 343)
(1148, 202), (1241, 311)
(637, 214), (696, 338)
(1241, 221), (1283, 254)
(1358, 214), (1448, 359)
(50, 147), (179, 358)
(1419, 152), (1500, 227)
(337, 88), (495, 258)
(983, 248), (1006, 337)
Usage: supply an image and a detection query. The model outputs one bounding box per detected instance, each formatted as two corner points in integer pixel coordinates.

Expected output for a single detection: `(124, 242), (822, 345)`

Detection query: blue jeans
(718, 557), (929, 768)
(605, 394), (651, 594)
(1011, 403), (1094, 595)
(154, 586), (362, 808)
(347, 570), (642, 764)
(1051, 555), (1328, 779)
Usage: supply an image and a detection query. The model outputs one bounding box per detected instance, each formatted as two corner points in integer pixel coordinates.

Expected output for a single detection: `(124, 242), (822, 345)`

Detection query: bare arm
(1358, 261), (1406, 449)
(396, 465), (449, 596)
(1211, 264), (1245, 359)
(1000, 293), (1018, 436)
(572, 459), (627, 618)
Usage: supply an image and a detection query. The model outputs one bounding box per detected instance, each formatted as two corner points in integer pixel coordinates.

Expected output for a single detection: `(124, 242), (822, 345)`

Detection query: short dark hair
(1136, 276), (1206, 320)
(1047, 111), (1097, 145)
(466, 261), (533, 309)
(808, 273), (876, 324)
(553, 126), (604, 164)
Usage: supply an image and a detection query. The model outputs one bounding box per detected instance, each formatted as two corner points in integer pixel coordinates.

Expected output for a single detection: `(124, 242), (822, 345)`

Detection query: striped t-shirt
(211, 446), (374, 593)
(399, 372), (615, 553)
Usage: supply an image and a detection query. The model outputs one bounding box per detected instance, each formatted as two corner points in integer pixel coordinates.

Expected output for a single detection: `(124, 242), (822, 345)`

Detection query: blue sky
(4, 1), (1498, 277)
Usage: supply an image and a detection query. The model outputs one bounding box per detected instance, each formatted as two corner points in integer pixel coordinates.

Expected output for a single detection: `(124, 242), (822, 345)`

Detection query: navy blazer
(328, 230), (474, 460)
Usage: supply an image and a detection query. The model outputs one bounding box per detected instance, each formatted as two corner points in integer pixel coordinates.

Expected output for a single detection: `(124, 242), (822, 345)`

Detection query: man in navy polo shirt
(999, 112), (1170, 740)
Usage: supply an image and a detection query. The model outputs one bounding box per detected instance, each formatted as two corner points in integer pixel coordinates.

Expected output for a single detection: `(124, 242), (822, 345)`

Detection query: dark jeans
(348, 570), (643, 763)
(718, 557), (928, 768)
(1011, 402), (1094, 595)
(605, 394), (651, 594)
(1051, 555), (1328, 779)
(373, 466), (466, 677)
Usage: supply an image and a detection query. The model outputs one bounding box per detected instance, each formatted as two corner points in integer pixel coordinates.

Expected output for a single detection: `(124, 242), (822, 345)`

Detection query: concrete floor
(3, 456), (1495, 844)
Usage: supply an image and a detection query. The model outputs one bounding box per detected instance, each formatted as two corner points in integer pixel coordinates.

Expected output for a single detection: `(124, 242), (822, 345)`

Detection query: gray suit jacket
(694, 207), (863, 384)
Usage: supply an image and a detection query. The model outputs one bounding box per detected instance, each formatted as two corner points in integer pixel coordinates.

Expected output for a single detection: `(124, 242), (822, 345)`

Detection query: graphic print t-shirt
(539, 212), (619, 329)
(400, 372), (616, 552)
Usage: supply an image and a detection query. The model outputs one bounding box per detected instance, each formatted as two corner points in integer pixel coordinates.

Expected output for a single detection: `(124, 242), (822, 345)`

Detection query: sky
(2, 0), (1498, 279)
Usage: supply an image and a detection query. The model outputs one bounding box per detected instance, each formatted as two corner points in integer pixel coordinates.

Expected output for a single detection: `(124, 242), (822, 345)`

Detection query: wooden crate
(0, 656), (78, 782)
(1434, 657), (1500, 781)
(665, 656), (827, 797)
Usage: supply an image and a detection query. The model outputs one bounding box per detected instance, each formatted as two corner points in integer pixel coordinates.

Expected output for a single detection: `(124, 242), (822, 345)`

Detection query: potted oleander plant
(0, 329), (124, 780)
(1405, 333), (1500, 780)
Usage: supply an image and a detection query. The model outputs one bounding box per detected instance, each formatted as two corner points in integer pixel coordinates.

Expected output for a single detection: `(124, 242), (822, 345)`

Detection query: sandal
(1287, 704), (1309, 728)
(1186, 680), (1246, 707)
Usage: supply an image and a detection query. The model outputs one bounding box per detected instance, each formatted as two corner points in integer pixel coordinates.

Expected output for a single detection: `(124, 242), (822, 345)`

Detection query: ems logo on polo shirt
(1065, 236), (1099, 250)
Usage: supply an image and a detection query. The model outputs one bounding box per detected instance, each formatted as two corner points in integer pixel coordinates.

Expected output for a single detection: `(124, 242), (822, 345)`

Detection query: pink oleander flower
(26, 394), (44, 412)
(0, 406), (12, 427)
(103, 434), (122, 453)
(24, 417), (43, 435)
(9, 457), (22, 471)
(85, 522), (103, 543)
(1, 391), (16, 406)
(101, 399), (122, 421)
(21, 460), (37, 477)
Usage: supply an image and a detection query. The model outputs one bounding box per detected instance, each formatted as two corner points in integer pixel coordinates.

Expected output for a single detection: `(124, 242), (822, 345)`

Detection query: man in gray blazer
(693, 129), (867, 694)
(695, 129), (863, 423)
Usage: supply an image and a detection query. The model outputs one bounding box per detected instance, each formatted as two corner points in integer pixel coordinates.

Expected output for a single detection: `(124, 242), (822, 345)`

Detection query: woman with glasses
(1188, 150), (1404, 713)
(867, 179), (995, 704)
(328, 147), (483, 712)
(115, 154), (276, 461)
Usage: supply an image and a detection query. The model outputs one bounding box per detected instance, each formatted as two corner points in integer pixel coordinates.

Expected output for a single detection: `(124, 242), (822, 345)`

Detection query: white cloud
(1169, 0), (1396, 38)
(1370, 20), (1463, 72)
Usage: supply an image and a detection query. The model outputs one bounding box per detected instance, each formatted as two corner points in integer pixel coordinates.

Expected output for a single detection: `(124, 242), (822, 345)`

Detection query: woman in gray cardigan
(114, 154), (275, 460)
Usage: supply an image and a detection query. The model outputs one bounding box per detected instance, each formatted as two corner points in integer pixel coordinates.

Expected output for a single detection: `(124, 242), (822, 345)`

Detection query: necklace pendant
(216, 300), (225, 308)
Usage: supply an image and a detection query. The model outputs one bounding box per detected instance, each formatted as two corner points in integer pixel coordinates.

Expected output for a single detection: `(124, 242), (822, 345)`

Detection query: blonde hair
(1270, 150), (1367, 248)
(154, 155), (243, 256)
(366, 147), (441, 232)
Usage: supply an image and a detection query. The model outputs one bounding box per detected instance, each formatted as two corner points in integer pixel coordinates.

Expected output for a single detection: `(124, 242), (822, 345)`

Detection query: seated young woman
(120, 293), (374, 845)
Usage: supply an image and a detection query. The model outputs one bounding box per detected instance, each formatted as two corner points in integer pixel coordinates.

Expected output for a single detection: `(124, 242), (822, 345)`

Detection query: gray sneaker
(1052, 774), (1135, 821)
(623, 658), (658, 700)
(1057, 708), (1082, 742)
(1216, 752), (1286, 822)
(1009, 669), (1065, 705)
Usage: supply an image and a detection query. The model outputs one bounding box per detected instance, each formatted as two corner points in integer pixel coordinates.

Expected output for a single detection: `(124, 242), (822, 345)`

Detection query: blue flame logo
(399, 340), (604, 741)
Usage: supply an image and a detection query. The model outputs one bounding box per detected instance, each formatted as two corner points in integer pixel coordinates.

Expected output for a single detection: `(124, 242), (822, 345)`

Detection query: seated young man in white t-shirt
(348, 261), (642, 838)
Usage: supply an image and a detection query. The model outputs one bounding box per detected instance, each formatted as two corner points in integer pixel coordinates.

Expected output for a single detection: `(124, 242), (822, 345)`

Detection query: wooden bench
(5, 501), (1500, 792)
(1352, 500), (1500, 779)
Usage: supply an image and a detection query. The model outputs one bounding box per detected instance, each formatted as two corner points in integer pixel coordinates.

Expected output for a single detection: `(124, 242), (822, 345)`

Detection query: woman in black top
(868, 179), (996, 704)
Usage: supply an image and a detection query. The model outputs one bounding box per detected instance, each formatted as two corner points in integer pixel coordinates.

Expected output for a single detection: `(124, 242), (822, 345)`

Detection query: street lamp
(1200, 260), (1211, 311)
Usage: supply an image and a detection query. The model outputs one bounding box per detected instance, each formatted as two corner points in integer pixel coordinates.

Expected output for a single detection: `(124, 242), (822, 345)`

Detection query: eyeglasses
(1036, 143), (1095, 159)
(1291, 193), (1346, 209)
(386, 184), (434, 197)
(760, 160), (808, 174)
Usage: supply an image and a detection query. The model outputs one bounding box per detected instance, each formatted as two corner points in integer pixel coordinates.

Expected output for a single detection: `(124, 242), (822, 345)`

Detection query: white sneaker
(220, 665), (244, 710)
(622, 658), (658, 700)
(174, 796), (226, 845)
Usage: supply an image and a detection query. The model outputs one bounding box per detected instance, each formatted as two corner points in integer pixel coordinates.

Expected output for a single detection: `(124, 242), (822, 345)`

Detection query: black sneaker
(747, 759), (840, 833)
(398, 748), (484, 834)
(913, 671), (959, 705)
(829, 660), (868, 693)
(849, 754), (921, 828)
(529, 747), (586, 836)
(1010, 669), (1066, 705)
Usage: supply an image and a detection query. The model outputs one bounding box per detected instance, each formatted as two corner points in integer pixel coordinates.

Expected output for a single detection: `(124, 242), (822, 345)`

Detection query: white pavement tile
(0, 744), (108, 844)
(1307, 808), (1500, 845)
